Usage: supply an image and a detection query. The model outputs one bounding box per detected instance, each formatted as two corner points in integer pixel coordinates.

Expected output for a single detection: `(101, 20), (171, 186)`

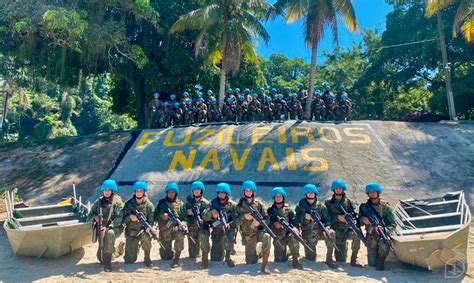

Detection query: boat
(391, 191), (471, 270)
(3, 187), (92, 258)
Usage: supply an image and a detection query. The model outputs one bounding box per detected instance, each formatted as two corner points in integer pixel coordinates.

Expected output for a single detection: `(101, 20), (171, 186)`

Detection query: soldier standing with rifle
(185, 181), (211, 269)
(267, 187), (307, 269)
(325, 180), (365, 267)
(359, 183), (396, 271)
(236, 180), (272, 275)
(155, 182), (189, 268)
(295, 184), (339, 269)
(203, 183), (238, 267)
(122, 181), (155, 267)
(90, 179), (124, 272)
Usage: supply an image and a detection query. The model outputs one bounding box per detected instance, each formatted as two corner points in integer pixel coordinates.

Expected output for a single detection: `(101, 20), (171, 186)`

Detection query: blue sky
(256, 0), (393, 62)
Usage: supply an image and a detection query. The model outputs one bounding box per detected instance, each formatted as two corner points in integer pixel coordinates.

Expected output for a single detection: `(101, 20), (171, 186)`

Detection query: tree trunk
(305, 41), (318, 118)
(218, 32), (228, 110)
(135, 75), (148, 129)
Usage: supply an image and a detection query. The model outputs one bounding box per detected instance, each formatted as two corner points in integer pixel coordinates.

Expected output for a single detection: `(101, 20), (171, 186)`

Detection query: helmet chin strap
(306, 196), (316, 201)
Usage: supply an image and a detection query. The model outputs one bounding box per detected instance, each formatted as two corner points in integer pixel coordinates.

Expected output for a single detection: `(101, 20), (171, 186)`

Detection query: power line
(377, 37), (440, 51)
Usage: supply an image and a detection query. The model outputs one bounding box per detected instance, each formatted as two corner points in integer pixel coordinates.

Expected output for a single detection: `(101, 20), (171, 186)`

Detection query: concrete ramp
(107, 120), (474, 204)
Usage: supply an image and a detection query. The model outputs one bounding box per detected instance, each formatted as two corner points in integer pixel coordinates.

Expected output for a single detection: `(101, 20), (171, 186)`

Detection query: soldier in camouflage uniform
(185, 181), (211, 269)
(121, 181), (154, 267)
(89, 179), (124, 272)
(203, 183), (238, 267)
(267, 187), (303, 269)
(359, 183), (395, 271)
(148, 93), (163, 128)
(324, 180), (363, 267)
(236, 180), (272, 274)
(248, 93), (262, 121)
(295, 184), (338, 269)
(154, 182), (186, 268)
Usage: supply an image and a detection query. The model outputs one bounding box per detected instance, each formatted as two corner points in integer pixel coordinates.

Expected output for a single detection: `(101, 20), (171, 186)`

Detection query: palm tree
(170, 0), (273, 108)
(275, 0), (358, 117)
(425, 0), (473, 43)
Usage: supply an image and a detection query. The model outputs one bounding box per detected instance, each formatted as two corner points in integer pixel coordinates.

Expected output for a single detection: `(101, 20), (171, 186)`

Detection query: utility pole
(437, 13), (457, 120)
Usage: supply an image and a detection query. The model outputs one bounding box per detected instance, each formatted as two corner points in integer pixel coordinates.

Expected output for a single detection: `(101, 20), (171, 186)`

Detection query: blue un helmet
(165, 182), (179, 195)
(132, 180), (148, 192)
(341, 93), (349, 99)
(164, 101), (169, 107)
(271, 88), (277, 94)
(191, 181), (205, 192)
(187, 98), (193, 104)
(101, 179), (118, 192)
(235, 88), (241, 93)
(211, 98), (217, 104)
(226, 88), (233, 94)
(284, 87), (291, 92)
(216, 183), (231, 196)
(302, 183), (319, 197)
(252, 93), (258, 98)
(226, 97), (233, 103)
(259, 87), (265, 93)
(241, 180), (257, 193)
(328, 93), (335, 99)
(197, 91), (203, 97)
(183, 92), (189, 97)
(331, 179), (347, 192)
(153, 92), (160, 98)
(315, 90), (322, 97)
(298, 83), (305, 89)
(197, 97), (205, 103)
(292, 93), (298, 98)
(272, 187), (288, 199)
(170, 94), (176, 100)
(244, 88), (250, 94)
(339, 85), (346, 91)
(365, 183), (382, 194)
(266, 96), (272, 101)
(239, 95), (245, 101)
(207, 90), (213, 95)
(278, 93), (284, 99)
(174, 102), (180, 107)
(325, 85), (332, 91)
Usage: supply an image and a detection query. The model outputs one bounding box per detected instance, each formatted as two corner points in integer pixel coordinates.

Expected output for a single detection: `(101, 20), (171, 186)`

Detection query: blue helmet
(266, 96), (272, 101)
(272, 187), (287, 199)
(271, 88), (277, 93)
(315, 90), (322, 96)
(183, 92), (189, 97)
(174, 102), (180, 107)
(302, 184), (319, 196)
(216, 183), (231, 195)
(331, 179), (347, 192)
(197, 97), (204, 102)
(165, 182), (179, 194)
(259, 87), (265, 93)
(170, 94), (176, 100)
(325, 85), (332, 91)
(239, 95), (245, 101)
(101, 179), (118, 192)
(284, 87), (291, 92)
(132, 180), (148, 192)
(197, 91), (203, 97)
(207, 90), (213, 95)
(226, 97), (233, 103)
(211, 98), (217, 104)
(365, 183), (382, 194)
(226, 88), (233, 94)
(298, 83), (304, 88)
(252, 93), (258, 98)
(277, 93), (283, 99)
(191, 181), (205, 192)
(244, 88), (250, 94)
(153, 92), (160, 98)
(241, 180), (257, 193)
(235, 88), (241, 93)
(164, 101), (169, 106)
(339, 85), (346, 91)
(187, 98), (193, 104)
(341, 94), (349, 99)
(292, 93), (298, 98)
(328, 93), (335, 99)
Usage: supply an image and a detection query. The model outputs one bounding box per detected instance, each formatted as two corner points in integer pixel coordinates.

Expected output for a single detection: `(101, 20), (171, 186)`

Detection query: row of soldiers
(148, 84), (354, 128)
(90, 179), (395, 274)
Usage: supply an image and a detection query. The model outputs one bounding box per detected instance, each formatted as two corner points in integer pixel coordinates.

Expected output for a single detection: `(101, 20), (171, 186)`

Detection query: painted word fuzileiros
(135, 125), (373, 172)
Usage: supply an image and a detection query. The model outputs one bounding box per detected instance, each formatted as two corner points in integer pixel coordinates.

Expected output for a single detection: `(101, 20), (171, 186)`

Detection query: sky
(256, 0), (393, 62)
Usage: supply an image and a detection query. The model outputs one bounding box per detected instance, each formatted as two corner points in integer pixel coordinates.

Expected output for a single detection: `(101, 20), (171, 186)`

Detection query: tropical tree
(275, 0), (358, 117)
(425, 0), (473, 43)
(170, 0), (273, 107)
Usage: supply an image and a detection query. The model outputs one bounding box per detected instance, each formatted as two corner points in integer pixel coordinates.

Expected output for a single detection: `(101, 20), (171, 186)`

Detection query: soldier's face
(334, 188), (344, 195)
(193, 189), (202, 197)
(274, 194), (283, 203)
(244, 189), (253, 198)
(135, 189), (145, 198)
(103, 189), (112, 198)
(167, 191), (176, 199)
(306, 192), (316, 199)
(368, 191), (379, 199)
(218, 192), (227, 199)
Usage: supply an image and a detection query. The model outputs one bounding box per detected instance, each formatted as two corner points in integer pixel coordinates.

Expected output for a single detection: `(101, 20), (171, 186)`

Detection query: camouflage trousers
(273, 234), (300, 262)
(124, 232), (152, 264)
(240, 230), (271, 264)
(334, 229), (361, 262)
(188, 225), (210, 258)
(210, 227), (236, 261)
(96, 227), (123, 261)
(366, 232), (390, 267)
(301, 228), (336, 261)
(159, 227), (184, 260)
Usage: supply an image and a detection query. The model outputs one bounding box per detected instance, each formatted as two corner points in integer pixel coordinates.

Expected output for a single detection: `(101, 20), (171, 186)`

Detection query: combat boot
(325, 253), (338, 269)
(350, 252), (363, 268)
(200, 252), (209, 269)
(292, 255), (303, 269)
(170, 251), (181, 268)
(103, 255), (112, 272)
(225, 250), (235, 267)
(376, 257), (385, 271)
(261, 254), (271, 275)
(144, 251), (154, 268)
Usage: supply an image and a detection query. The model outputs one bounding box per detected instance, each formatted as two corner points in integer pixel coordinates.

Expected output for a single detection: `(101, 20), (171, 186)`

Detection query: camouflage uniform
(359, 200), (395, 268)
(148, 99), (163, 128)
(267, 203), (300, 262)
(203, 197), (238, 262)
(185, 195), (211, 258)
(121, 196), (154, 264)
(154, 197), (186, 260)
(325, 195), (361, 263)
(295, 198), (336, 262)
(89, 194), (124, 262)
(236, 198), (271, 264)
